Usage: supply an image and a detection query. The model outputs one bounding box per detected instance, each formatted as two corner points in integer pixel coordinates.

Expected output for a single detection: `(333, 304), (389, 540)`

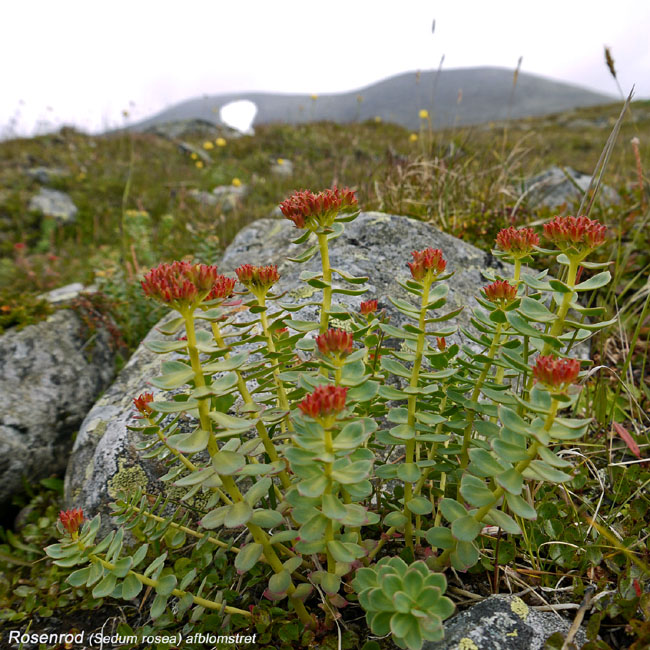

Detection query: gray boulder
(27, 166), (69, 185)
(28, 188), (78, 223)
(523, 165), (619, 210)
(188, 184), (247, 211)
(424, 595), (587, 649)
(270, 158), (294, 177)
(65, 211), (518, 521)
(0, 303), (117, 502)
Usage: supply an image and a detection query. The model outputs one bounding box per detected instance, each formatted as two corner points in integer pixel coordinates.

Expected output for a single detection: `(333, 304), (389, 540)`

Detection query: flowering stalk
(404, 248), (447, 551)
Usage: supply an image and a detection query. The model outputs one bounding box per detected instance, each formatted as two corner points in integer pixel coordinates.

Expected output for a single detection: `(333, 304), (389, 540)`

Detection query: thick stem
(404, 280), (431, 551)
(183, 311), (216, 455)
(89, 553), (251, 617)
(318, 232), (332, 335)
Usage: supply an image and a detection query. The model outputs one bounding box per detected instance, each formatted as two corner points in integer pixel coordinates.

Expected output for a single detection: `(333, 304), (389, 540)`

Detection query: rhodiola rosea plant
(46, 188), (615, 649)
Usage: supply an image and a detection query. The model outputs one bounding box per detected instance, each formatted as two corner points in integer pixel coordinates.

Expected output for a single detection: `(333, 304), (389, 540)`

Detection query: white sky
(2, 0), (648, 137)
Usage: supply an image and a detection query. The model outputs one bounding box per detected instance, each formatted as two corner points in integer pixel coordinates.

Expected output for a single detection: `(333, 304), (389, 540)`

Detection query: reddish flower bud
(532, 355), (580, 391)
(235, 264), (280, 295)
(298, 384), (348, 420)
(543, 216), (607, 256)
(483, 280), (518, 305)
(141, 261), (219, 309)
(408, 248), (447, 281)
(274, 327), (289, 339)
(59, 508), (84, 536)
(14, 242), (26, 252)
(360, 299), (378, 315)
(207, 275), (236, 300)
(495, 227), (539, 257)
(316, 328), (354, 358)
(437, 337), (446, 351)
(279, 187), (358, 230)
(133, 392), (154, 417)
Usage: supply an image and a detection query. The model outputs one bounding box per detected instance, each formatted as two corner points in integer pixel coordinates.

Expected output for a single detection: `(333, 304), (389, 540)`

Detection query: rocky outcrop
(423, 595), (588, 649)
(0, 300), (116, 502)
(523, 165), (619, 210)
(28, 188), (78, 223)
(65, 211), (519, 522)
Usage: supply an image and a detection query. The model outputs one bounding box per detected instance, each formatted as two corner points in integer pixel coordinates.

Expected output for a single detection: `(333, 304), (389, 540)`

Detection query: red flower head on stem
(207, 275), (236, 301)
(316, 328), (354, 359)
(360, 299), (378, 316)
(532, 355), (581, 392)
(141, 261), (219, 310)
(279, 187), (358, 230)
(543, 216), (607, 259)
(235, 264), (280, 298)
(437, 337), (447, 351)
(298, 384), (348, 421)
(133, 392), (154, 417)
(59, 508), (84, 537)
(495, 227), (539, 258)
(408, 248), (447, 282)
(483, 280), (518, 307)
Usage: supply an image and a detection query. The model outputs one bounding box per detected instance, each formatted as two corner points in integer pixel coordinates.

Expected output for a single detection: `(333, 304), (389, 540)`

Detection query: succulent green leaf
(468, 448), (507, 477)
(460, 475), (495, 507)
(439, 498), (466, 523)
(150, 361), (195, 390)
(492, 439), (529, 462)
(150, 593), (168, 619)
(224, 500), (253, 528)
(121, 573), (143, 599)
(298, 474), (329, 498)
(504, 493), (537, 520)
(322, 493), (347, 520)
(155, 574), (177, 596)
(425, 527), (454, 549)
(384, 511), (408, 528)
(369, 611), (392, 636)
(328, 540), (362, 563)
(495, 468), (524, 495)
(527, 460), (573, 483)
(212, 450), (246, 475)
(517, 297), (556, 322)
(406, 496), (433, 515)
(268, 570), (292, 596)
(300, 514), (329, 542)
(111, 556), (133, 578)
(452, 541), (479, 570)
(575, 271), (611, 291)
(66, 567), (91, 587)
(485, 508), (521, 534)
(451, 515), (482, 542)
(234, 542), (264, 573)
(145, 339), (188, 354)
(398, 463), (421, 483)
(390, 424), (417, 440)
(92, 572), (117, 599)
(381, 357), (412, 378)
(150, 399), (199, 414)
(250, 509), (284, 528)
(166, 427), (209, 452)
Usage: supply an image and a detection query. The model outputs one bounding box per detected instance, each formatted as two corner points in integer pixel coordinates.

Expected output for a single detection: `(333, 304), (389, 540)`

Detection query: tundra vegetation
(0, 100), (649, 649)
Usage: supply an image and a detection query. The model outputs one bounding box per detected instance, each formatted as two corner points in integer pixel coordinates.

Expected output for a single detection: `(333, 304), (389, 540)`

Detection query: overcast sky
(3, 0), (648, 137)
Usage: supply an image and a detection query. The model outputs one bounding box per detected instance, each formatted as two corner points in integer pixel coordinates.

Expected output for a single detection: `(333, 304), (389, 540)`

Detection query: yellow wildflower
(419, 109), (429, 119)
(203, 141), (214, 150)
(195, 161), (204, 169)
(409, 133), (418, 143)
(232, 178), (242, 187)
(215, 137), (227, 147)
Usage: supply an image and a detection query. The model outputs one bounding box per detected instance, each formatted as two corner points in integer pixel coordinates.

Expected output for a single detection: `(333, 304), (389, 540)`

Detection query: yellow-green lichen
(506, 630), (518, 637)
(458, 638), (479, 650)
(289, 285), (320, 300)
(268, 221), (285, 238)
(329, 317), (353, 332)
(510, 596), (529, 620)
(87, 418), (107, 439)
(107, 459), (149, 498)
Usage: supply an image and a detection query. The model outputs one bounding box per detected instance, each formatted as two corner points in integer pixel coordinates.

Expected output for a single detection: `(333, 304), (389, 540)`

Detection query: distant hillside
(129, 67), (614, 133)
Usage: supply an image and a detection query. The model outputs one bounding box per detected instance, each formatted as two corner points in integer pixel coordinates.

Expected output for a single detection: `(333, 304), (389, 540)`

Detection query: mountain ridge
(128, 66), (615, 133)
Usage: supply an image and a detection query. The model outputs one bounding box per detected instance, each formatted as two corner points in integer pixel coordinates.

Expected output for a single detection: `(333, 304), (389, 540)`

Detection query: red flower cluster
(532, 355), (581, 391)
(279, 187), (358, 230)
(235, 264), (280, 293)
(484, 280), (518, 305)
(408, 248), (447, 281)
(207, 275), (236, 301)
(133, 392), (154, 417)
(543, 216), (607, 254)
(360, 299), (378, 316)
(316, 328), (354, 358)
(437, 337), (446, 351)
(495, 227), (539, 256)
(59, 508), (84, 536)
(298, 384), (348, 419)
(141, 261), (219, 309)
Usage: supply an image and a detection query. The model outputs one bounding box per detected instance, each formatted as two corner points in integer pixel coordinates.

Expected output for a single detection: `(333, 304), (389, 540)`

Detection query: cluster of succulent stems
(50, 188), (611, 646)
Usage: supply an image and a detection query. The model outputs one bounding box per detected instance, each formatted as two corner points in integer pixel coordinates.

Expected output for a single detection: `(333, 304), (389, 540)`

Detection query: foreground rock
(524, 165), (619, 210)
(66, 211), (516, 522)
(28, 188), (78, 223)
(0, 300), (117, 502)
(424, 595), (587, 649)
